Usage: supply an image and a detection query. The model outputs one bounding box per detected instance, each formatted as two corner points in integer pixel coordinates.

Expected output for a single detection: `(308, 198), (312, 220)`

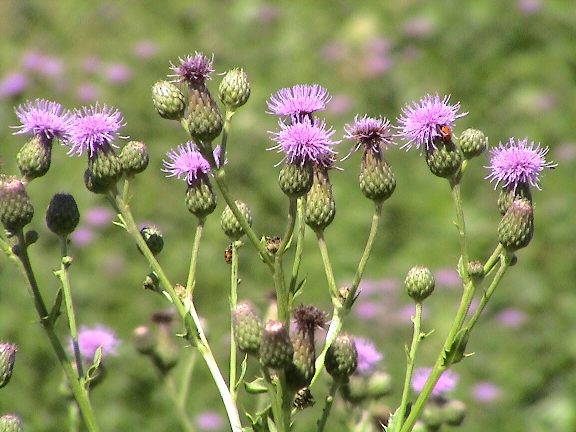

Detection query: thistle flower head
(75, 325), (120, 361)
(344, 114), (393, 156)
(169, 52), (214, 85)
(292, 304), (327, 332)
(269, 118), (339, 167)
(412, 367), (459, 396)
(162, 142), (222, 185)
(354, 337), (383, 376)
(12, 99), (72, 141)
(67, 104), (126, 156)
(486, 137), (556, 191)
(396, 94), (467, 151)
(267, 84), (331, 121)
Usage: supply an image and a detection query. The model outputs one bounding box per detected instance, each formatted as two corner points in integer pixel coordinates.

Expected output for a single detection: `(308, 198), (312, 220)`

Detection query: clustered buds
(45, 193), (80, 237)
(405, 265), (435, 302)
(221, 200), (252, 240)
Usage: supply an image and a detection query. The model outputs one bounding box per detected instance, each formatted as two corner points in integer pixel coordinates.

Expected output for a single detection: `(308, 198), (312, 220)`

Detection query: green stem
(179, 350), (197, 408)
(275, 197), (298, 324)
(229, 241), (240, 400)
(112, 193), (242, 432)
(67, 401), (79, 432)
(315, 231), (338, 300)
(220, 109), (235, 158)
(317, 381), (339, 432)
(311, 203), (382, 387)
(288, 196), (306, 296)
(213, 167), (274, 271)
(483, 244), (505, 276)
(164, 374), (196, 432)
(12, 231), (100, 432)
(186, 219), (205, 297)
(58, 236), (84, 378)
(396, 302), (423, 431)
(449, 177), (469, 282)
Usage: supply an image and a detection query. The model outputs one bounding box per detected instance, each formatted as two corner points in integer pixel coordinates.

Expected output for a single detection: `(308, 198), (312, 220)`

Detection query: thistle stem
(164, 374), (196, 432)
(220, 109), (235, 158)
(449, 177), (470, 282)
(317, 381), (339, 432)
(179, 350), (198, 407)
(186, 219), (205, 297)
(288, 196), (306, 296)
(229, 241), (240, 400)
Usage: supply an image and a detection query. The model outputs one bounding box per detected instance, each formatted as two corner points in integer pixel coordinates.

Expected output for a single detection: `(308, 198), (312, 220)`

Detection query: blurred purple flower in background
(74, 325), (120, 361)
(403, 17), (435, 39)
(434, 267), (461, 289)
(196, 411), (224, 431)
(326, 93), (352, 117)
(486, 138), (556, 191)
(85, 207), (114, 227)
(412, 367), (459, 396)
(81, 56), (102, 74)
(67, 104), (126, 156)
(495, 308), (527, 328)
(267, 84), (331, 120)
(517, 0), (542, 14)
(22, 51), (64, 79)
(354, 337), (383, 375)
(396, 94), (467, 152)
(76, 83), (100, 103)
(132, 40), (159, 60)
(471, 381), (503, 403)
(0, 72), (28, 99)
(103, 63), (133, 84)
(70, 227), (96, 246)
(354, 302), (380, 320)
(12, 99), (72, 141)
(554, 142), (576, 162)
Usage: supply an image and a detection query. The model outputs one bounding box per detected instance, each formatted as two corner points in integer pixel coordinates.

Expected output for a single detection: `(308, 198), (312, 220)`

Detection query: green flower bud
(340, 375), (369, 404)
(120, 141), (149, 176)
(411, 421), (428, 432)
(221, 200), (252, 240)
(0, 343), (17, 389)
(425, 139), (463, 178)
(185, 175), (217, 220)
(45, 193), (80, 237)
(232, 301), (263, 355)
(278, 163), (313, 198)
(85, 148), (123, 194)
(17, 135), (52, 181)
(140, 226), (164, 256)
(497, 183), (532, 216)
(259, 320), (294, 369)
(467, 260), (484, 278)
(187, 84), (223, 142)
(458, 128), (487, 159)
(305, 166), (335, 232)
(366, 371), (393, 398)
(359, 147), (396, 202)
(422, 403), (444, 429)
(441, 399), (467, 426)
(405, 265), (435, 302)
(325, 334), (358, 382)
(218, 68), (250, 109)
(152, 324), (180, 374)
(152, 80), (186, 120)
(0, 414), (23, 432)
(133, 326), (156, 356)
(0, 176), (34, 233)
(498, 198), (534, 252)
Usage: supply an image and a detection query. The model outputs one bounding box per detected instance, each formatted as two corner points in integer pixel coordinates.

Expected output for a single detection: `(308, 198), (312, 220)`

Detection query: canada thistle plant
(0, 51), (556, 432)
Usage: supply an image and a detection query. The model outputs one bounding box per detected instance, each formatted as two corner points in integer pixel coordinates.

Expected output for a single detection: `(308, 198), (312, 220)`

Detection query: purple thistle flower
(412, 367), (459, 396)
(344, 114), (394, 156)
(74, 325), (120, 361)
(162, 142), (221, 185)
(486, 137), (556, 191)
(12, 99), (72, 141)
(67, 104), (126, 156)
(471, 381), (503, 403)
(269, 118), (339, 167)
(267, 84), (331, 121)
(354, 337), (383, 376)
(0, 72), (28, 99)
(169, 52), (214, 85)
(396, 93), (467, 151)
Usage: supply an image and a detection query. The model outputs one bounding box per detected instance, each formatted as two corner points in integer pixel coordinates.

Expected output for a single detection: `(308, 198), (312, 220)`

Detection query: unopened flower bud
(0, 414), (23, 432)
(232, 301), (263, 355)
(497, 183), (532, 216)
(85, 148), (123, 194)
(264, 236), (282, 255)
(187, 84), (223, 142)
(139, 226), (164, 256)
(279, 163), (313, 198)
(458, 128), (487, 159)
(152, 325), (180, 374)
(366, 371), (393, 398)
(0, 343), (17, 388)
(340, 375), (369, 403)
(120, 141), (149, 176)
(152, 80), (186, 120)
(218, 68), (251, 109)
(186, 175), (217, 220)
(467, 260), (484, 278)
(325, 334), (358, 382)
(133, 326), (156, 355)
(305, 167), (335, 232)
(425, 139), (463, 178)
(45, 193), (80, 237)
(259, 320), (293, 369)
(359, 147), (396, 202)
(441, 399), (467, 426)
(17, 135), (52, 181)
(498, 198), (534, 251)
(221, 200), (252, 240)
(405, 265), (435, 302)
(422, 403), (444, 429)
(0, 176), (34, 233)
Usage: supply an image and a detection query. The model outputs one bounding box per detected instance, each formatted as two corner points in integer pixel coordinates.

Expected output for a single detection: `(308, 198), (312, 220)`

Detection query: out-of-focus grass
(1, 1), (575, 431)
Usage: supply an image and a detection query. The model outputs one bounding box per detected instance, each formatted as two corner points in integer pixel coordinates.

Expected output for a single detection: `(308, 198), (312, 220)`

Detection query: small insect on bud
(425, 138), (463, 178)
(405, 265), (435, 302)
(45, 193), (80, 237)
(218, 68), (251, 109)
(152, 80), (186, 120)
(293, 387), (315, 410)
(139, 226), (164, 256)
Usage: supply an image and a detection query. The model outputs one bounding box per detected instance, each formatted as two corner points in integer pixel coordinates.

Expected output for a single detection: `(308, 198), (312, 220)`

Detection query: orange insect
(437, 124), (452, 142)
(224, 245), (233, 264)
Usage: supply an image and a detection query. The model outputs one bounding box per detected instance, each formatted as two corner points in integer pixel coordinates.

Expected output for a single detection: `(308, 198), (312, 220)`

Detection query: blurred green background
(1, 0), (575, 431)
